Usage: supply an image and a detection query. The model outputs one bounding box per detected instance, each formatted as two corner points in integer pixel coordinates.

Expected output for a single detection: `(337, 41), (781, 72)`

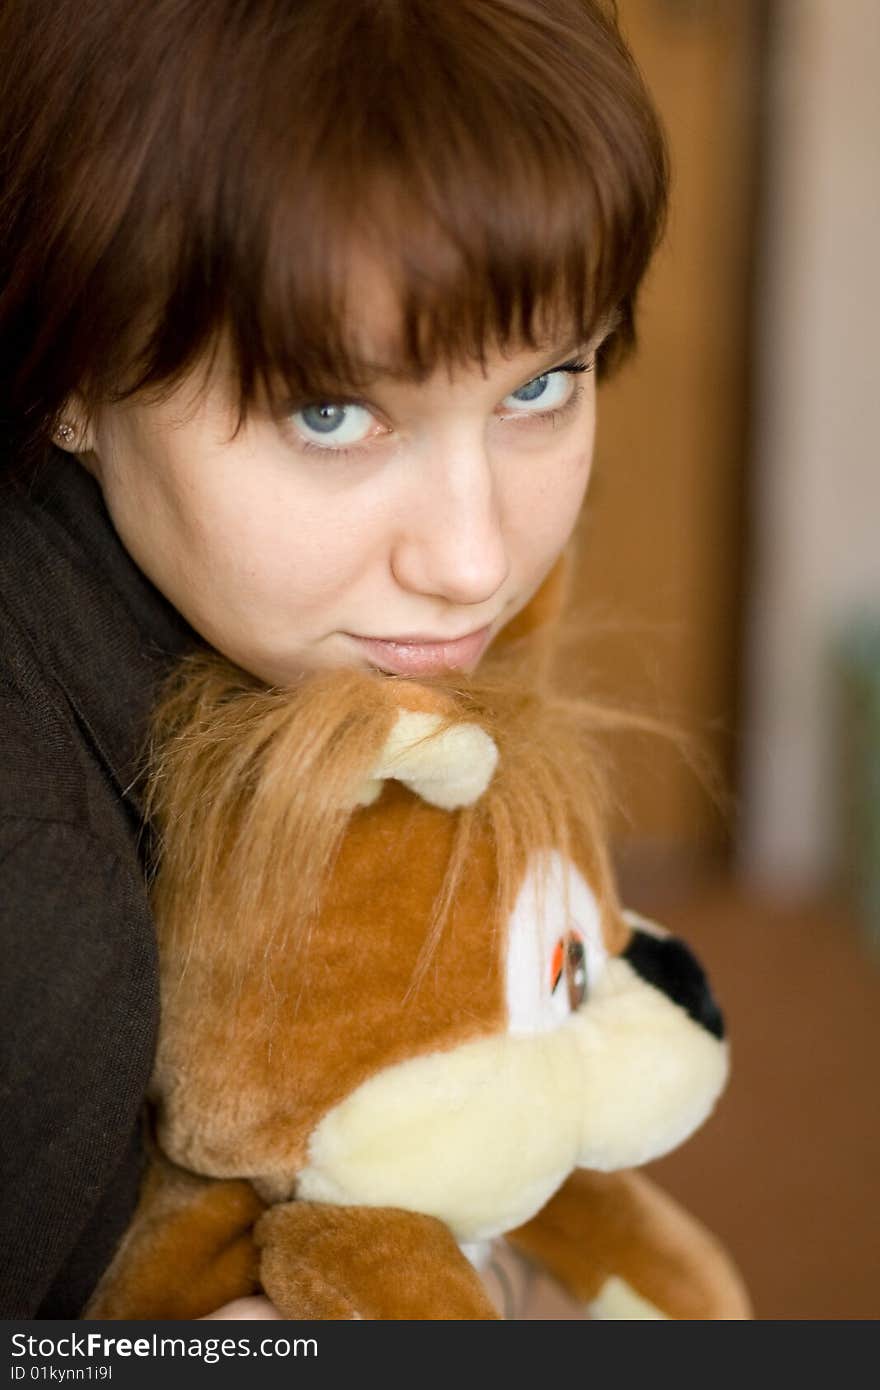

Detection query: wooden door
(558, 0), (765, 878)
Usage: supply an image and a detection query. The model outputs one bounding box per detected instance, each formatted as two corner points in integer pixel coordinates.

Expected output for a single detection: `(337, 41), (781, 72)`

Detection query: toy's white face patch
(505, 850), (608, 1036)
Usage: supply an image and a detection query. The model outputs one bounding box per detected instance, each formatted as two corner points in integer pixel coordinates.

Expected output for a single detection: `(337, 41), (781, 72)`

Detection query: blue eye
(300, 403), (346, 434)
(502, 358), (594, 415)
(513, 374), (553, 403)
(291, 400), (375, 450)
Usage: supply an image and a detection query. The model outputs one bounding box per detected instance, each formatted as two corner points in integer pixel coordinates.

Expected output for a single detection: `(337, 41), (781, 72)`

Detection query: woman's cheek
(516, 444), (592, 550)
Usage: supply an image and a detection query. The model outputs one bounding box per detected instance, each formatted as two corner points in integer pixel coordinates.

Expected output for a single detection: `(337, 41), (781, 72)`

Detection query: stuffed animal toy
(84, 567), (750, 1320)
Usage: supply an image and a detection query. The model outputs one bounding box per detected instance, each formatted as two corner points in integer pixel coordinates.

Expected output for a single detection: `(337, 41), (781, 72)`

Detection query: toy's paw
(256, 1242), (362, 1321)
(83, 1157), (265, 1319)
(255, 1202), (500, 1320)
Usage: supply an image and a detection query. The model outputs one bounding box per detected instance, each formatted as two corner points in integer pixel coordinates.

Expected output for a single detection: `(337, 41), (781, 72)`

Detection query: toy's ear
(356, 708), (498, 810)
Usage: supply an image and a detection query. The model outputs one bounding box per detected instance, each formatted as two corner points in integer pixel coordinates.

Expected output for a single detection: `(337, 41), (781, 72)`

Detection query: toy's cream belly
(287, 959), (728, 1241)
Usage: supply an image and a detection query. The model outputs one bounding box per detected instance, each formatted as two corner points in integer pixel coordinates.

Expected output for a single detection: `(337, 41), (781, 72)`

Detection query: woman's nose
(389, 442), (510, 606)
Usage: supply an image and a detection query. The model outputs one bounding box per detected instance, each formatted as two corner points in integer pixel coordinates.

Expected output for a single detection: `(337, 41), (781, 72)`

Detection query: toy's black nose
(622, 931), (725, 1040)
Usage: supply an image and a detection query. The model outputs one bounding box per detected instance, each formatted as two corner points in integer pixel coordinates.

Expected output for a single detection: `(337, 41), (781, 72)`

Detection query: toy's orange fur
(84, 560), (750, 1320)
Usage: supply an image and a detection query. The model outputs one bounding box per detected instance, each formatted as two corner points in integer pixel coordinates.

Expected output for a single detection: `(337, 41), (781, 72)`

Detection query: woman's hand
(200, 1296), (284, 1319)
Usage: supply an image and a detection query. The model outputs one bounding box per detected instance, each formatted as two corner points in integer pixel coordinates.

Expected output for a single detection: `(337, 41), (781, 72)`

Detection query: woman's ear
(52, 392), (97, 457)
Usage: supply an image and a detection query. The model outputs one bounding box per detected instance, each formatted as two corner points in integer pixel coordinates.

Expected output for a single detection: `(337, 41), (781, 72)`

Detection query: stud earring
(54, 421), (76, 444)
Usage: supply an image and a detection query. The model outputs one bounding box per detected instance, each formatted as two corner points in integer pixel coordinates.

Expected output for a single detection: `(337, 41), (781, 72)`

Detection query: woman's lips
(346, 625), (493, 675)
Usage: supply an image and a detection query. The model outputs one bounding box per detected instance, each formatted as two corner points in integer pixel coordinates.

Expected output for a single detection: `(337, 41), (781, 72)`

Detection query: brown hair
(0, 0), (667, 469)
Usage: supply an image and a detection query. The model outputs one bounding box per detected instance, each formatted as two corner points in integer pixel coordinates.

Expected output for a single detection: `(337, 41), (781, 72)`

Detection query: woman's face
(66, 268), (604, 686)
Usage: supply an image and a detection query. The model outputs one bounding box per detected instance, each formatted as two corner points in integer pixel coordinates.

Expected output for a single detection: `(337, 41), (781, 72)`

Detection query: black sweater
(0, 444), (201, 1317)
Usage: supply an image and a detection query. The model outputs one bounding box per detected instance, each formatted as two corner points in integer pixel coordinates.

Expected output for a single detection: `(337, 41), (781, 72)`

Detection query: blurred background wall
(741, 0), (880, 893)
(557, 0), (880, 1319)
(562, 0), (761, 883)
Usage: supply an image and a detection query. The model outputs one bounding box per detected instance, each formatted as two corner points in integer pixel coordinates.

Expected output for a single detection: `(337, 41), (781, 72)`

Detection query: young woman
(0, 0), (667, 1317)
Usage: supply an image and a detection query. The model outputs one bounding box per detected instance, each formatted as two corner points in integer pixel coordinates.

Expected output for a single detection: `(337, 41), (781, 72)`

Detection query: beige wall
(742, 0), (880, 887)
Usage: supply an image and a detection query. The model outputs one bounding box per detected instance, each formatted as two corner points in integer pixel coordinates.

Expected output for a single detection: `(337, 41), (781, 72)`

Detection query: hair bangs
(207, 0), (670, 423)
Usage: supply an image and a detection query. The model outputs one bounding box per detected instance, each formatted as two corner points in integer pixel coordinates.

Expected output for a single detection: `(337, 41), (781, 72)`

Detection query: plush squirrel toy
(85, 563), (750, 1320)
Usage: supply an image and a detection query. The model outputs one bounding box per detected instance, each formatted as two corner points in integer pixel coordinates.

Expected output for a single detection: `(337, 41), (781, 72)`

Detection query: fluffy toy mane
(141, 634), (631, 1004)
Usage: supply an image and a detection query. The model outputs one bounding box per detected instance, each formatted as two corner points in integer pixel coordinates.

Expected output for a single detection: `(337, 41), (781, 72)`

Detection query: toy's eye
(505, 850), (607, 1037)
(551, 930), (587, 1009)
